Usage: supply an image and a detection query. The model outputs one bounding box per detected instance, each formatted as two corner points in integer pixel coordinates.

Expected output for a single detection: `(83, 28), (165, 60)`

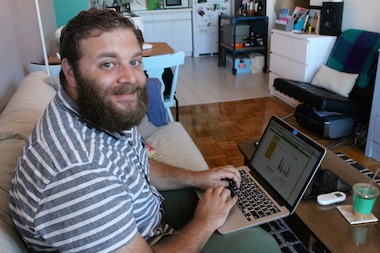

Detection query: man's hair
(59, 9), (143, 86)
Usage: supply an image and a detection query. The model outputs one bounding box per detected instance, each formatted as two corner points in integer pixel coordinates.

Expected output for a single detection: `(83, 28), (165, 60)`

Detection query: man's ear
(61, 58), (79, 100)
(61, 58), (77, 88)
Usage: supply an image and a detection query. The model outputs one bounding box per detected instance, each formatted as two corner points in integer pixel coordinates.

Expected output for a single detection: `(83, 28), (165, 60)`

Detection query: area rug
(260, 219), (309, 253)
(260, 153), (379, 253)
(336, 153), (380, 185)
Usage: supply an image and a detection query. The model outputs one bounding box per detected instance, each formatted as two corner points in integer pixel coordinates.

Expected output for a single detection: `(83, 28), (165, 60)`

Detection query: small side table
(237, 139), (257, 165)
(237, 139), (380, 253)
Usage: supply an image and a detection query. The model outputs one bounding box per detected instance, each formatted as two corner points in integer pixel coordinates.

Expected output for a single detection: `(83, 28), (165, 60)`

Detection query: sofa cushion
(311, 65), (358, 97)
(0, 71), (56, 141)
(0, 138), (25, 214)
(0, 138), (25, 189)
(146, 122), (209, 172)
(45, 76), (61, 90)
(0, 138), (28, 252)
(138, 115), (160, 139)
(0, 219), (28, 253)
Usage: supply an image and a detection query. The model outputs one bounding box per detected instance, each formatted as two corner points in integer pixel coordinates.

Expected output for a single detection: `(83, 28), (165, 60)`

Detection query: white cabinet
(269, 29), (336, 107)
(136, 9), (193, 56)
(129, 16), (144, 32)
(172, 12), (192, 57)
(365, 50), (380, 162)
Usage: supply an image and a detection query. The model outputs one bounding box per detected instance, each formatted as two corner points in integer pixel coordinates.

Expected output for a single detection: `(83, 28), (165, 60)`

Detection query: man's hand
(194, 185), (238, 230)
(149, 159), (241, 192)
(193, 165), (241, 190)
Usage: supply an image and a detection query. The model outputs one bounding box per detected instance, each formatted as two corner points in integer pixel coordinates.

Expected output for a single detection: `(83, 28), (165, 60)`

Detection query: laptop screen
(249, 116), (326, 211)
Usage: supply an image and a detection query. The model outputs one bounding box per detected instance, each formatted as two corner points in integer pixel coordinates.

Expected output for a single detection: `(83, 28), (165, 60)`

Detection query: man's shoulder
(22, 101), (92, 172)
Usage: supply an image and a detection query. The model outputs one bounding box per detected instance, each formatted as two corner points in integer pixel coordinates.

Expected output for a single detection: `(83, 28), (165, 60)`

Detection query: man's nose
(117, 64), (138, 84)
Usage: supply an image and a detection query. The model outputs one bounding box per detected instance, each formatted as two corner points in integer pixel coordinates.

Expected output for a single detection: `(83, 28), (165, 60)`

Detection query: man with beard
(9, 9), (280, 253)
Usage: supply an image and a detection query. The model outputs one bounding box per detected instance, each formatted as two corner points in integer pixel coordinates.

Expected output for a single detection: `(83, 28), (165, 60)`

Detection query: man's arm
(148, 159), (241, 191)
(117, 186), (237, 253)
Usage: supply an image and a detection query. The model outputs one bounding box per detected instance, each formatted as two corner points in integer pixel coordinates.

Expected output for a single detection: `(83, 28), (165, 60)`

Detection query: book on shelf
(292, 6), (308, 25)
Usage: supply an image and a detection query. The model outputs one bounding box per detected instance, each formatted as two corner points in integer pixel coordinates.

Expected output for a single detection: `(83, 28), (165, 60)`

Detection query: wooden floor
(176, 96), (380, 175)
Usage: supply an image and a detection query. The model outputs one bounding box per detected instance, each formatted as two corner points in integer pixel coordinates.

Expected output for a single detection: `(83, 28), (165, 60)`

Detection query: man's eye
(103, 62), (114, 68)
(131, 60), (141, 67)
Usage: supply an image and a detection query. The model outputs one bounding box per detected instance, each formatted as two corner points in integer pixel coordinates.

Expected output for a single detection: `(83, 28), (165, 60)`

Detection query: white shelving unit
(269, 29), (337, 107)
(365, 50), (380, 162)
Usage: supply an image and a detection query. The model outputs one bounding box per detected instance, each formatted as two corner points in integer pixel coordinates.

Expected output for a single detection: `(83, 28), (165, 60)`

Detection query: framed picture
(308, 6), (322, 33)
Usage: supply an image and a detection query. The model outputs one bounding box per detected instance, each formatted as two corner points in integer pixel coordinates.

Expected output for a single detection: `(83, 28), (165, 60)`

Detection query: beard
(75, 72), (148, 133)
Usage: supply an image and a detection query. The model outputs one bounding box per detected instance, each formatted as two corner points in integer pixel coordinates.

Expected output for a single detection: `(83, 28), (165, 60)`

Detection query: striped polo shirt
(9, 88), (163, 252)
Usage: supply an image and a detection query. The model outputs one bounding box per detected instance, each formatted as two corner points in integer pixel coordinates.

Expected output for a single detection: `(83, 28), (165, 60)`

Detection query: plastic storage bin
(226, 55), (250, 74)
(223, 24), (250, 36)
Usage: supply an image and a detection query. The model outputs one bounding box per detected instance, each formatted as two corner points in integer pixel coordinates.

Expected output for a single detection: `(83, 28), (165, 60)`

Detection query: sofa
(0, 71), (209, 252)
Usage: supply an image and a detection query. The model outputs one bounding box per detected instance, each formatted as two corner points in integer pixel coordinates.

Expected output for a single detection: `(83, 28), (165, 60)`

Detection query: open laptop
(218, 116), (326, 234)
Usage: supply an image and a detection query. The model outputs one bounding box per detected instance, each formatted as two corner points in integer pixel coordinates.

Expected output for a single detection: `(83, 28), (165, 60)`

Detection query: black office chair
(274, 29), (380, 141)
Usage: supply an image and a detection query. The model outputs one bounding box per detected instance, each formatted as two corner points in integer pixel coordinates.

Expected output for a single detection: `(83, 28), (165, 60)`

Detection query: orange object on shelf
(246, 10), (255, 16)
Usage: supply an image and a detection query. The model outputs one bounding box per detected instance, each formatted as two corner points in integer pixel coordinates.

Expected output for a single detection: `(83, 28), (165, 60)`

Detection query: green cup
(352, 183), (379, 217)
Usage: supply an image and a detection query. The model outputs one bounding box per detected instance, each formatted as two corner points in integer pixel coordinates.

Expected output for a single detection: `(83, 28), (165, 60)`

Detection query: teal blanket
(327, 29), (380, 89)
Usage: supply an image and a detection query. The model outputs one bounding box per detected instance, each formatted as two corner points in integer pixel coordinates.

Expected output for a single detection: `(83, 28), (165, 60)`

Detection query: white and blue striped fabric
(9, 89), (163, 252)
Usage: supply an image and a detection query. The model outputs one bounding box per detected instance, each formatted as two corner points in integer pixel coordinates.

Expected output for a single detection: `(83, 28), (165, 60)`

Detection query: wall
(0, 2), (24, 112)
(54, 0), (89, 27)
(0, 0), (56, 112)
(341, 0), (380, 33)
(310, 0), (380, 33)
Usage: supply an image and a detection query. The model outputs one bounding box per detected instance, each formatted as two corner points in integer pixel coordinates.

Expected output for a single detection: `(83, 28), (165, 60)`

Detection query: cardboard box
(226, 55), (250, 74)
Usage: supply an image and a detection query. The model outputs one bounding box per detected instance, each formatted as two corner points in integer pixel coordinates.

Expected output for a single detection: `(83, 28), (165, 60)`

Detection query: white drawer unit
(136, 9), (193, 56)
(269, 29), (337, 107)
(365, 50), (380, 162)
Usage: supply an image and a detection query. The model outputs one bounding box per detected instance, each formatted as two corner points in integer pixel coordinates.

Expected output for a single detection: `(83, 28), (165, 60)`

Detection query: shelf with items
(219, 43), (266, 52)
(218, 14), (268, 75)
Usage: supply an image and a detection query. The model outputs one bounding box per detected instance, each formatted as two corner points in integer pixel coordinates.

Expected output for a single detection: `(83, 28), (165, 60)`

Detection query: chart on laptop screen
(250, 120), (322, 205)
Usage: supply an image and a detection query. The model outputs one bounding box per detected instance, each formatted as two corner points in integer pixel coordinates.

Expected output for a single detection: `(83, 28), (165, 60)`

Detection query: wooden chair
(143, 51), (185, 122)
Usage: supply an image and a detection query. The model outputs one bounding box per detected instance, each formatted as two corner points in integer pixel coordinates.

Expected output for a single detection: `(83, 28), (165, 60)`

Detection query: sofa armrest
(146, 122), (209, 172)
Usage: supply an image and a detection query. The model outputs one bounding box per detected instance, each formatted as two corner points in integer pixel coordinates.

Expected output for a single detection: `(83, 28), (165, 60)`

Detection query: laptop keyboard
(228, 170), (281, 221)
